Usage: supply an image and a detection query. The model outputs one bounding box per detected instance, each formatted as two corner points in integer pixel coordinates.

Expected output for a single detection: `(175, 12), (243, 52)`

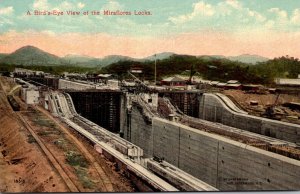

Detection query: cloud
(102, 0), (123, 10)
(33, 0), (85, 11)
(225, 0), (241, 9)
(193, 1), (215, 16)
(268, 8), (288, 21)
(0, 17), (14, 26)
(59, 1), (74, 10)
(33, 0), (49, 10)
(265, 20), (275, 28)
(291, 9), (300, 24)
(0, 6), (14, 15)
(169, 0), (270, 30)
(0, 7), (14, 27)
(41, 30), (56, 36)
(247, 9), (266, 22)
(169, 1), (215, 24)
(77, 2), (85, 9)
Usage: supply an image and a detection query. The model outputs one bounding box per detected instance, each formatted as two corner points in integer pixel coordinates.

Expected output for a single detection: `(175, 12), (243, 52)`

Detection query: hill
(227, 54), (269, 64)
(63, 54), (135, 67)
(0, 46), (63, 65)
(0, 45), (269, 67)
(0, 53), (8, 60)
(101, 55), (135, 66)
(142, 52), (176, 61)
(63, 54), (95, 64)
(102, 54), (259, 82)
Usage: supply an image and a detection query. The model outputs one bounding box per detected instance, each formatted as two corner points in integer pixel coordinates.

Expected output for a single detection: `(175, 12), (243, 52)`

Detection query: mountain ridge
(0, 45), (269, 66)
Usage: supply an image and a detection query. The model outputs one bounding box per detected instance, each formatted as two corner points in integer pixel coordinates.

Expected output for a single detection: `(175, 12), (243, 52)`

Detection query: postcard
(0, 0), (299, 192)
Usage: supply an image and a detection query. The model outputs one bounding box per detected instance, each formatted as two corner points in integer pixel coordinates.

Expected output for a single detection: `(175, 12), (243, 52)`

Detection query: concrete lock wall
(123, 103), (300, 190)
(199, 93), (300, 144)
(152, 118), (300, 191)
(124, 105), (154, 157)
(58, 79), (95, 90)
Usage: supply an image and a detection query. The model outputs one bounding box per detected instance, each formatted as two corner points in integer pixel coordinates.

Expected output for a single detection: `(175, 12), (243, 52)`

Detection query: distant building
(225, 83), (242, 90)
(107, 79), (119, 88)
(161, 76), (186, 86)
(275, 78), (300, 87)
(227, 80), (240, 84)
(99, 74), (114, 83)
(19, 80), (40, 105)
(130, 67), (143, 74)
(223, 80), (242, 90)
(216, 82), (226, 88)
(174, 75), (205, 84)
(63, 72), (86, 79)
(210, 81), (220, 86)
(14, 68), (44, 77)
(98, 74), (113, 79)
(242, 84), (263, 91)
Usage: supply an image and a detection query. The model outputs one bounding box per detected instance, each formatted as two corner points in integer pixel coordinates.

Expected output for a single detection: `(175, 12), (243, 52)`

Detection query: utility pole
(154, 54), (157, 85)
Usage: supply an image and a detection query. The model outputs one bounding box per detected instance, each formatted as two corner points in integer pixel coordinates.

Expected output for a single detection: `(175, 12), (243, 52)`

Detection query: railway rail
(47, 91), (178, 191)
(15, 112), (79, 192)
(35, 106), (114, 192)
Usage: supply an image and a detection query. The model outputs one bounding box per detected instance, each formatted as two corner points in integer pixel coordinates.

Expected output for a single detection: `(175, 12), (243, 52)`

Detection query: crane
(265, 93), (281, 120)
(187, 64), (196, 85)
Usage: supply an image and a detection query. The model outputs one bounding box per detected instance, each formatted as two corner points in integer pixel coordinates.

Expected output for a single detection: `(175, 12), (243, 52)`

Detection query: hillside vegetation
(101, 55), (300, 84)
(1, 45), (299, 85)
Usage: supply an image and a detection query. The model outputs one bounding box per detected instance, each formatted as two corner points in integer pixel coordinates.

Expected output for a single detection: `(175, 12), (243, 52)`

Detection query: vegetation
(65, 151), (89, 168)
(101, 55), (300, 85)
(74, 166), (95, 189)
(2, 54), (300, 85)
(27, 134), (36, 144)
(249, 56), (300, 83)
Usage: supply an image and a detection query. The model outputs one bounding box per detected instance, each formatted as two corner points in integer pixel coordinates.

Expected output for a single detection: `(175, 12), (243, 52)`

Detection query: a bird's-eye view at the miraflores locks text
(0, 0), (300, 192)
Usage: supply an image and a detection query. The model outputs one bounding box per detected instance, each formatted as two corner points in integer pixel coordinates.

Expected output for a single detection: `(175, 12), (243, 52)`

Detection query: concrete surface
(199, 93), (300, 144)
(124, 104), (300, 190)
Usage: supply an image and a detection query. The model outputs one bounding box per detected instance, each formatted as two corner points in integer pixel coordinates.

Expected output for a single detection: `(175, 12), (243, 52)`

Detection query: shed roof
(275, 78), (300, 86)
(162, 77), (185, 82)
(98, 74), (113, 78)
(226, 83), (241, 87)
(216, 82), (227, 86)
(210, 81), (220, 85)
(227, 80), (240, 84)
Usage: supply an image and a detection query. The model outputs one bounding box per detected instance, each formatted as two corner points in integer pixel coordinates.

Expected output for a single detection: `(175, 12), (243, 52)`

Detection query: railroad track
(1, 77), (114, 192)
(14, 112), (80, 192)
(2, 78), (78, 191)
(35, 106), (114, 192)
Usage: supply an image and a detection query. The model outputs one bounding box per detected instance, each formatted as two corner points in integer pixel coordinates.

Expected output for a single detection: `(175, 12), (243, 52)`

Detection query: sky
(0, 0), (300, 58)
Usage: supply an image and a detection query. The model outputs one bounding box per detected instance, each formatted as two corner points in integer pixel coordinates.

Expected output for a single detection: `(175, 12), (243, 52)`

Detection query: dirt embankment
(0, 101), (68, 192)
(0, 76), (68, 192)
(223, 90), (300, 108)
(222, 90), (300, 122)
